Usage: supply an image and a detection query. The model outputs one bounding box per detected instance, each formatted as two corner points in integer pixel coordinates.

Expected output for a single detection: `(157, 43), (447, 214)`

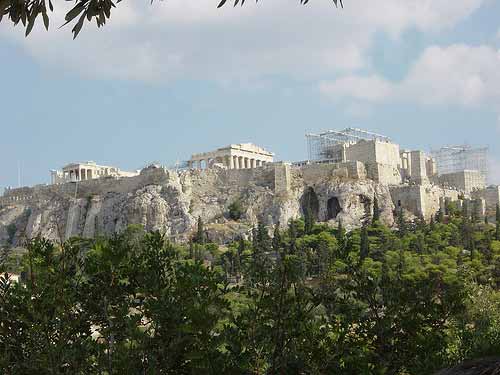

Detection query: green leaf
(42, 11), (49, 30)
(72, 12), (86, 39)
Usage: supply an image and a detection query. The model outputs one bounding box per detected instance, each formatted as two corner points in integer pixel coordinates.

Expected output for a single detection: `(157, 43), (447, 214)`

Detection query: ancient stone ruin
(0, 130), (496, 246)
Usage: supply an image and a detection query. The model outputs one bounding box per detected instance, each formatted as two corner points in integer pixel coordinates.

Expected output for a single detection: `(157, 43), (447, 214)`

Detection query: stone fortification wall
(390, 184), (461, 220)
(4, 159), (471, 245)
(0, 162), (400, 245)
(472, 186), (500, 213)
(374, 141), (401, 166)
(365, 163), (402, 186)
(296, 161), (366, 183)
(410, 151), (428, 184)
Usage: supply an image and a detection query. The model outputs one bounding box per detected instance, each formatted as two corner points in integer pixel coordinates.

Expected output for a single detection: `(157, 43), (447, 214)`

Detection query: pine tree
(496, 203), (500, 240)
(195, 216), (205, 244)
(372, 196), (381, 224)
(236, 236), (245, 282)
(272, 223), (282, 253)
(471, 200), (479, 223)
(304, 201), (315, 234)
(462, 200), (469, 220)
(252, 226), (259, 251)
(429, 216), (436, 231)
(360, 225), (370, 262)
(288, 220), (298, 254)
(238, 236), (245, 258)
(256, 220), (270, 252)
(416, 214), (426, 232)
(189, 240), (194, 259)
(336, 219), (346, 258)
(397, 208), (407, 238)
(436, 208), (444, 224)
(336, 219), (345, 243)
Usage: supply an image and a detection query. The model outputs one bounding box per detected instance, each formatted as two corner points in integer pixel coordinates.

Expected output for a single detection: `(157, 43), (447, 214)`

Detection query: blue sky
(1, 0), (500, 191)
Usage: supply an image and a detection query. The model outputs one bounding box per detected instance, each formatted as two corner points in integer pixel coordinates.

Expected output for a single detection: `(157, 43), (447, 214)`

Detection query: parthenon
(188, 143), (274, 170)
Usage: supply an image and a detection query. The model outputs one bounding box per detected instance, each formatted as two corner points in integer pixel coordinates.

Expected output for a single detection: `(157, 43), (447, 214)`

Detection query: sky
(1, 0), (500, 191)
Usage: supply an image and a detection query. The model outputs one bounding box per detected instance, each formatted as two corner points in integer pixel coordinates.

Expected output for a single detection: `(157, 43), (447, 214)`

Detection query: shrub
(228, 200), (243, 221)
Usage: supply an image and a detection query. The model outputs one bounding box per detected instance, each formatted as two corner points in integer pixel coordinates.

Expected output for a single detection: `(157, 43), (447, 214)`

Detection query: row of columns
(63, 168), (109, 181)
(188, 155), (269, 170)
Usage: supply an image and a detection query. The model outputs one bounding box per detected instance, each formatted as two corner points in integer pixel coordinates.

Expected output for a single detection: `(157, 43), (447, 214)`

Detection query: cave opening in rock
(327, 197), (342, 220)
(301, 187), (319, 221)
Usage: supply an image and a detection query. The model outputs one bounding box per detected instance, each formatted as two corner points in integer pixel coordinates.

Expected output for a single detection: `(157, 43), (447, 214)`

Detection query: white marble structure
(188, 143), (274, 170)
(50, 161), (138, 184)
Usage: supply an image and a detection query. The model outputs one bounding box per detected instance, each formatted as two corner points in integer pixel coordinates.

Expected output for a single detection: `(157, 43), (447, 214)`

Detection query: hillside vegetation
(1, 204), (500, 374)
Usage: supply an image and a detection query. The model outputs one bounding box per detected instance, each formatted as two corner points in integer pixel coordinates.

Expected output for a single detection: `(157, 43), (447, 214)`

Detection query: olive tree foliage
(0, 0), (343, 38)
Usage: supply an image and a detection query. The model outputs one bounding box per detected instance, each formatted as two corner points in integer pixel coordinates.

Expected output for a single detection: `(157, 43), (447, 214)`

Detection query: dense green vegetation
(1, 206), (500, 374)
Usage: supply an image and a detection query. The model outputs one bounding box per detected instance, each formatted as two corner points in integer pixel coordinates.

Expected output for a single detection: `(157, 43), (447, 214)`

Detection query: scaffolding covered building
(306, 128), (392, 162)
(305, 128), (403, 185)
(431, 145), (489, 178)
(431, 145), (489, 192)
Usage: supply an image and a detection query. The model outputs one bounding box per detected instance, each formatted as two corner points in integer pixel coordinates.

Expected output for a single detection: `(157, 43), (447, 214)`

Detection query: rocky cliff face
(0, 164), (395, 246)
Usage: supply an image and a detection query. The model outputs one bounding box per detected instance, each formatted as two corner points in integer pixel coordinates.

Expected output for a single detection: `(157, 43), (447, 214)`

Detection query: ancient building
(439, 170), (486, 193)
(400, 150), (437, 184)
(50, 161), (138, 184)
(472, 185), (500, 213)
(1, 132), (497, 245)
(188, 143), (274, 170)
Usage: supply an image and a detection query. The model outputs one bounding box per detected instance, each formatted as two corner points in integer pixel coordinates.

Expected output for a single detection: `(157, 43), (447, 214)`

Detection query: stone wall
(374, 141), (401, 166)
(390, 184), (461, 220)
(472, 186), (500, 213)
(410, 151), (428, 184)
(3, 159), (475, 246)
(0, 162), (399, 245)
(440, 170), (486, 193)
(274, 162), (291, 194)
(365, 162), (402, 185)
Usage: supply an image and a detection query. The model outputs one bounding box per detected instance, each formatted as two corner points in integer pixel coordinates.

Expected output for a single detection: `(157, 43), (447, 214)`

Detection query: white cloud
(320, 45), (500, 110)
(319, 75), (394, 102)
(402, 45), (500, 107)
(0, 0), (486, 83)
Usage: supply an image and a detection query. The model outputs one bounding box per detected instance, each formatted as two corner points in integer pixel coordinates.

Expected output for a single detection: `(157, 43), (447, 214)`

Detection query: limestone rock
(0, 166), (395, 246)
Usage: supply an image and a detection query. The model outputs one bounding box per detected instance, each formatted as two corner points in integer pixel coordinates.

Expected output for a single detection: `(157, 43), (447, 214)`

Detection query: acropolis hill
(0, 130), (497, 246)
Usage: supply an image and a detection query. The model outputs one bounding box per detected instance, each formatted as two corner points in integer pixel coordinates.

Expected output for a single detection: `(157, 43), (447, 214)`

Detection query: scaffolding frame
(430, 145), (489, 179)
(306, 127), (392, 161)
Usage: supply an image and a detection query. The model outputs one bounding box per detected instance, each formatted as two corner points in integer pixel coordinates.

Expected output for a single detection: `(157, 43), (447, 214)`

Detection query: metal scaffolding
(430, 145), (489, 178)
(306, 127), (392, 161)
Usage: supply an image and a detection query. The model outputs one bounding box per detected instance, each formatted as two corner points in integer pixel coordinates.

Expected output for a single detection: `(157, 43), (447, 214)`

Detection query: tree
(272, 223), (283, 253)
(194, 216), (205, 244)
(304, 204), (314, 235)
(359, 225), (369, 262)
(436, 208), (445, 223)
(228, 200), (244, 221)
(3, 211), (500, 373)
(496, 203), (500, 240)
(397, 207), (407, 237)
(372, 196), (381, 224)
(0, 0), (344, 38)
